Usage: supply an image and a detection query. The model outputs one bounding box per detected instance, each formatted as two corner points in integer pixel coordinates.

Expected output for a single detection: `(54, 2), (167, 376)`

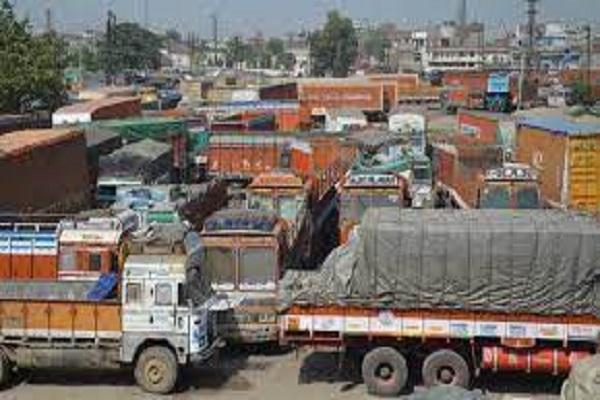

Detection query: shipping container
(516, 117), (600, 212)
(0, 129), (89, 213)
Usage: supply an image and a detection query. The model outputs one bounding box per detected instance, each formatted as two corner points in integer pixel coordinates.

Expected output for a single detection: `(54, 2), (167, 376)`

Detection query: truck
(111, 181), (228, 230)
(0, 211), (137, 281)
(433, 146), (542, 210)
(441, 71), (536, 114)
(279, 209), (600, 397)
(200, 209), (289, 343)
(0, 248), (220, 394)
(338, 172), (409, 244)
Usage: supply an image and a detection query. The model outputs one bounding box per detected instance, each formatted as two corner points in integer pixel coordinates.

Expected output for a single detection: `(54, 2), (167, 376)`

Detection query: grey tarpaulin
(561, 355), (600, 400)
(280, 209), (600, 317)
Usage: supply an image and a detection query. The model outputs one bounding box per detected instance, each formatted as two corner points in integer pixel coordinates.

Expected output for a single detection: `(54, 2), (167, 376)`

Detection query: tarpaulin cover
(280, 209), (600, 317)
(0, 281), (96, 301)
(562, 355), (600, 400)
(99, 138), (171, 181)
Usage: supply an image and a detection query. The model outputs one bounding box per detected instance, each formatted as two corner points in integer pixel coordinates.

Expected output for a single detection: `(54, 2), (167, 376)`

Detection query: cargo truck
(0, 250), (220, 394)
(200, 209), (288, 344)
(0, 211), (137, 281)
(279, 209), (600, 397)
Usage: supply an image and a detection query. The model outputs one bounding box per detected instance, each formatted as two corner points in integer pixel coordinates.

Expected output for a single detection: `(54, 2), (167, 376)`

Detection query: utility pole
(45, 6), (53, 34)
(585, 24), (592, 100)
(105, 10), (117, 85)
(211, 14), (218, 67)
(525, 0), (539, 73)
(143, 0), (149, 29)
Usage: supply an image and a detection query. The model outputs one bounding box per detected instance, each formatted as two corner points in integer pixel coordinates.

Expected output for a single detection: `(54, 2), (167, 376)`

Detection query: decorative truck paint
(0, 253), (220, 394)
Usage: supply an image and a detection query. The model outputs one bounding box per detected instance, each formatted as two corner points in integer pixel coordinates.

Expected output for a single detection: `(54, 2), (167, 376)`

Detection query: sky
(12, 0), (600, 38)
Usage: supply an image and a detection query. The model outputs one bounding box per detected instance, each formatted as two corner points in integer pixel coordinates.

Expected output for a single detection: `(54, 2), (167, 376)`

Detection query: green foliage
(572, 79), (593, 105)
(363, 28), (391, 63)
(0, 0), (65, 112)
(225, 36), (250, 69)
(266, 38), (284, 58)
(278, 52), (296, 71)
(100, 22), (163, 72)
(309, 10), (358, 77)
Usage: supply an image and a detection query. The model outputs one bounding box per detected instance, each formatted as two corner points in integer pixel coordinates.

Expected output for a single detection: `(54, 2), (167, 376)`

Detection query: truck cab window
(155, 283), (172, 306)
(239, 248), (276, 290)
(205, 247), (236, 289)
(89, 253), (102, 272)
(126, 283), (141, 304)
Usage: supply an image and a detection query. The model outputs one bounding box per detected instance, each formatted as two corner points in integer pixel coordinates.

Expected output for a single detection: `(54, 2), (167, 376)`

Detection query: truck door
(149, 280), (178, 333)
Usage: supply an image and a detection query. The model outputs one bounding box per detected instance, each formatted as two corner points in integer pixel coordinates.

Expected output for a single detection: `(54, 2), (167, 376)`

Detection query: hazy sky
(13, 0), (600, 37)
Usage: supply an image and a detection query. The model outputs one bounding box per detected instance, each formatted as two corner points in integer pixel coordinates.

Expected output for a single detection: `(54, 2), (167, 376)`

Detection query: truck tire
(422, 349), (470, 389)
(361, 347), (408, 397)
(134, 346), (178, 394)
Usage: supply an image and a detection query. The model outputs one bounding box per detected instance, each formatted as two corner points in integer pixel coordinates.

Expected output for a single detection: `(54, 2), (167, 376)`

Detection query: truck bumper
(190, 337), (225, 365)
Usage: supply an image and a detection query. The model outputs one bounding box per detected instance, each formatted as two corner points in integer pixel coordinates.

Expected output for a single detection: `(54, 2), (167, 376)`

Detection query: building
(324, 108), (368, 133)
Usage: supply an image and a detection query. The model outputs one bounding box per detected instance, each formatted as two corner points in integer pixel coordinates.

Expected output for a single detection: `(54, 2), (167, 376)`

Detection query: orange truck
(0, 212), (137, 281)
(279, 209), (600, 397)
(200, 209), (289, 343)
(0, 251), (220, 394)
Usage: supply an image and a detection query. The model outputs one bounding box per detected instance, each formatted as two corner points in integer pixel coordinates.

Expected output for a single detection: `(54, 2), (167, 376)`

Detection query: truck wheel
(361, 347), (408, 397)
(422, 349), (470, 389)
(134, 346), (178, 394)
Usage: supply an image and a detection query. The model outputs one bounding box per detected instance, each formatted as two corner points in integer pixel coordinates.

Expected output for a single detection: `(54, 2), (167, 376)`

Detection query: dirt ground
(0, 348), (562, 400)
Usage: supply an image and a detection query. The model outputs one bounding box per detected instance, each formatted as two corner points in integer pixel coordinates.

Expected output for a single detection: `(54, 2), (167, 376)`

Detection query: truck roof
(202, 209), (280, 235)
(125, 254), (187, 276)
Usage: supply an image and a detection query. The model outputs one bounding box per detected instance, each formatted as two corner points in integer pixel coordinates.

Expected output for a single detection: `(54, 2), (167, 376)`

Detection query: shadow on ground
(11, 344), (293, 394)
(297, 351), (563, 398)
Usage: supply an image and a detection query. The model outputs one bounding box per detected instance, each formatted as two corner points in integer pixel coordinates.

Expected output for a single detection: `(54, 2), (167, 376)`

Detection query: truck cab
(121, 254), (217, 369)
(410, 155), (434, 209)
(478, 163), (541, 209)
(246, 171), (310, 247)
(338, 173), (409, 244)
(0, 231), (220, 394)
(200, 209), (288, 343)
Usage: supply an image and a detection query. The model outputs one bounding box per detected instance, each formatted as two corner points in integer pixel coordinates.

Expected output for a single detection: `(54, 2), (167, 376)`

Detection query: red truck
(279, 209), (600, 397)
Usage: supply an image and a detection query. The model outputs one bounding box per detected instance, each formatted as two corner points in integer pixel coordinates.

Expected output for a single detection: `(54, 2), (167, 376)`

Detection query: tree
(572, 79), (594, 106)
(363, 28), (391, 65)
(225, 36), (249, 69)
(0, 0), (65, 112)
(278, 52), (296, 71)
(165, 28), (182, 43)
(309, 10), (358, 77)
(100, 22), (163, 73)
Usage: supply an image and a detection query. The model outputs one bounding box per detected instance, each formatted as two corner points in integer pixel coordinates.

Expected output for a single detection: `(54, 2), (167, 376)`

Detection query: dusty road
(0, 348), (562, 400)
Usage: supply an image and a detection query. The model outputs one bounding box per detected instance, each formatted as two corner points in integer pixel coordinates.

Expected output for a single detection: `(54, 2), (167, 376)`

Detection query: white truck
(0, 253), (220, 394)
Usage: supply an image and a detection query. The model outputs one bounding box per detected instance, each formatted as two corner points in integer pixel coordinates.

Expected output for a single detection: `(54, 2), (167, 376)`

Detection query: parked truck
(279, 209), (600, 397)
(441, 71), (536, 114)
(0, 248), (220, 394)
(200, 209), (289, 343)
(0, 211), (137, 281)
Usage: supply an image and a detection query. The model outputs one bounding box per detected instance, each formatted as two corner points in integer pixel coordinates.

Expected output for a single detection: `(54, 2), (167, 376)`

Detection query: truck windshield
(480, 186), (510, 209)
(516, 186), (540, 209)
(248, 193), (275, 212)
(239, 248), (276, 291)
(413, 167), (432, 182)
(278, 195), (303, 224)
(204, 247), (235, 290)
